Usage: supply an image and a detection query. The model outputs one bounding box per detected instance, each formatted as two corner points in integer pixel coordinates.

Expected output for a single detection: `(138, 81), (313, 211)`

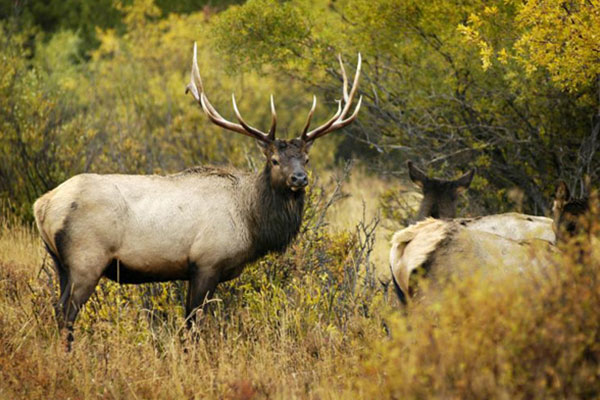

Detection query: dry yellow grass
(324, 166), (419, 284)
(1, 178), (599, 399)
(0, 192), (389, 399)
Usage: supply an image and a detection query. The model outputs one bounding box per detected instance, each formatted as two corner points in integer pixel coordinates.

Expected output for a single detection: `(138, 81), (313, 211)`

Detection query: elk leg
(47, 247), (73, 331)
(44, 243), (70, 326)
(57, 266), (69, 298)
(55, 278), (72, 330)
(45, 245), (69, 296)
(57, 249), (107, 350)
(50, 256), (71, 327)
(59, 275), (101, 350)
(185, 266), (219, 328)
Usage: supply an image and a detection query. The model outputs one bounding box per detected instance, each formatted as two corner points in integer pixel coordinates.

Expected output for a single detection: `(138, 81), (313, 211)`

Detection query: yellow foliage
(461, 0), (600, 93)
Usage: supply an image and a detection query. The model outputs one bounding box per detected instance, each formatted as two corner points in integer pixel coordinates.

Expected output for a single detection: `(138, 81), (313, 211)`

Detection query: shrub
(352, 205), (600, 399)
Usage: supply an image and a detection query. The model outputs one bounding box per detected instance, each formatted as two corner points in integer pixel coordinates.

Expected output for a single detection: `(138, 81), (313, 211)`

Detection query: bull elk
(33, 43), (362, 347)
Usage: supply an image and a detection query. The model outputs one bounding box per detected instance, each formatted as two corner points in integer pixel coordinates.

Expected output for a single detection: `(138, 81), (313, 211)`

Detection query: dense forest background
(1, 2), (600, 398)
(1, 0), (598, 220)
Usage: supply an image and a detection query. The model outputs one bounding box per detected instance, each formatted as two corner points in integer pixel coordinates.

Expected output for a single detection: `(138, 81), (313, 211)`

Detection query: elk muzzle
(289, 171), (308, 191)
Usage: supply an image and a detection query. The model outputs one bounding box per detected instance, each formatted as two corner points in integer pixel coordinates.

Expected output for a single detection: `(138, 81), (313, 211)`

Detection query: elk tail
(390, 263), (407, 305)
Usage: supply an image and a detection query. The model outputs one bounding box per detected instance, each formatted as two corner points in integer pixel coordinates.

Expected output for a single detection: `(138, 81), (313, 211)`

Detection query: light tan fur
(455, 212), (556, 243)
(389, 219), (453, 296)
(33, 193), (56, 254)
(390, 215), (557, 299)
(34, 171), (258, 282)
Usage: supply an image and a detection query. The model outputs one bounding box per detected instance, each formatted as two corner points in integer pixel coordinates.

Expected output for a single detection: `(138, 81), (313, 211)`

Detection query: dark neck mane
(564, 198), (589, 216)
(247, 166), (305, 259)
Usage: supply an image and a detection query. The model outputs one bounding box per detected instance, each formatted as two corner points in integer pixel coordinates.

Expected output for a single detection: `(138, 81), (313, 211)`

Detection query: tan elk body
(389, 217), (557, 301)
(35, 168), (293, 285)
(34, 43), (363, 346)
(388, 163), (557, 302)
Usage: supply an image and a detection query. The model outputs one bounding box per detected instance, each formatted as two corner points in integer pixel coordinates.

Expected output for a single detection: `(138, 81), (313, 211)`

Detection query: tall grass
(0, 180), (388, 399)
(0, 180), (598, 399)
(352, 211), (600, 399)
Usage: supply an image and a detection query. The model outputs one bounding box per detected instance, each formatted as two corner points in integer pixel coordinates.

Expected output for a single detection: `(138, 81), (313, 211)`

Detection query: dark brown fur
(553, 181), (590, 241)
(248, 168), (304, 259)
(408, 161), (474, 220)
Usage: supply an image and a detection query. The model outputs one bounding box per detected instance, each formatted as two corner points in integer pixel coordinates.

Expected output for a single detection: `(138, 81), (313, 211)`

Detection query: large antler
(186, 42), (276, 143)
(301, 53), (362, 142)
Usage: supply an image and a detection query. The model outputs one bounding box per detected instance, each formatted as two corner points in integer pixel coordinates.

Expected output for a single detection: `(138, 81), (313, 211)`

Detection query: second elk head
(407, 161), (475, 220)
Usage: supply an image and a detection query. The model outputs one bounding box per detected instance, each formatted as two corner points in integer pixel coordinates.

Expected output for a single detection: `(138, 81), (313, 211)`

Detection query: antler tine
(186, 42), (243, 131)
(186, 41), (274, 143)
(199, 93), (261, 139)
(310, 96), (362, 141)
(338, 54), (349, 103)
(185, 42), (203, 101)
(304, 100), (342, 140)
(339, 52), (361, 119)
(268, 94), (276, 140)
(231, 94), (271, 141)
(301, 96), (317, 138)
(302, 53), (362, 142)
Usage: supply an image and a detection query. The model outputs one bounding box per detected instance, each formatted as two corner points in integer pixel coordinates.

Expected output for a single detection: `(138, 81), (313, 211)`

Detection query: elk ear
(454, 169), (475, 194)
(407, 161), (427, 189)
(555, 181), (570, 202)
(553, 180), (570, 215)
(256, 140), (270, 156)
(303, 139), (314, 153)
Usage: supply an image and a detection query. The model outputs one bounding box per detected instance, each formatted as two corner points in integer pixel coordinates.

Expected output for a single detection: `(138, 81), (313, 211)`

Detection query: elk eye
(271, 159), (279, 166)
(305, 158), (309, 165)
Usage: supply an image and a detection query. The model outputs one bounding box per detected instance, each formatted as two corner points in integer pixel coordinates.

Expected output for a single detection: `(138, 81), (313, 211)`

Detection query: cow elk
(552, 180), (591, 242)
(407, 161), (475, 220)
(390, 163), (559, 303)
(385, 163), (557, 302)
(406, 162), (556, 242)
(33, 43), (362, 348)
(389, 218), (556, 304)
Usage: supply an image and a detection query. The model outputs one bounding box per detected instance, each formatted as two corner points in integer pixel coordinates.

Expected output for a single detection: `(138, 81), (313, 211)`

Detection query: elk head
(553, 180), (590, 241)
(186, 43), (362, 193)
(408, 161), (474, 220)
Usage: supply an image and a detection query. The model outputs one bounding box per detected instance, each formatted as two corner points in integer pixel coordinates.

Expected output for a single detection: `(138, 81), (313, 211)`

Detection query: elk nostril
(291, 172), (308, 186)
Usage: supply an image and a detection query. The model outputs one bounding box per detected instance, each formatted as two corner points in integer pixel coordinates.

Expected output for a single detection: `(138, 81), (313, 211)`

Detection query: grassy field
(324, 167), (412, 283)
(0, 171), (599, 399)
